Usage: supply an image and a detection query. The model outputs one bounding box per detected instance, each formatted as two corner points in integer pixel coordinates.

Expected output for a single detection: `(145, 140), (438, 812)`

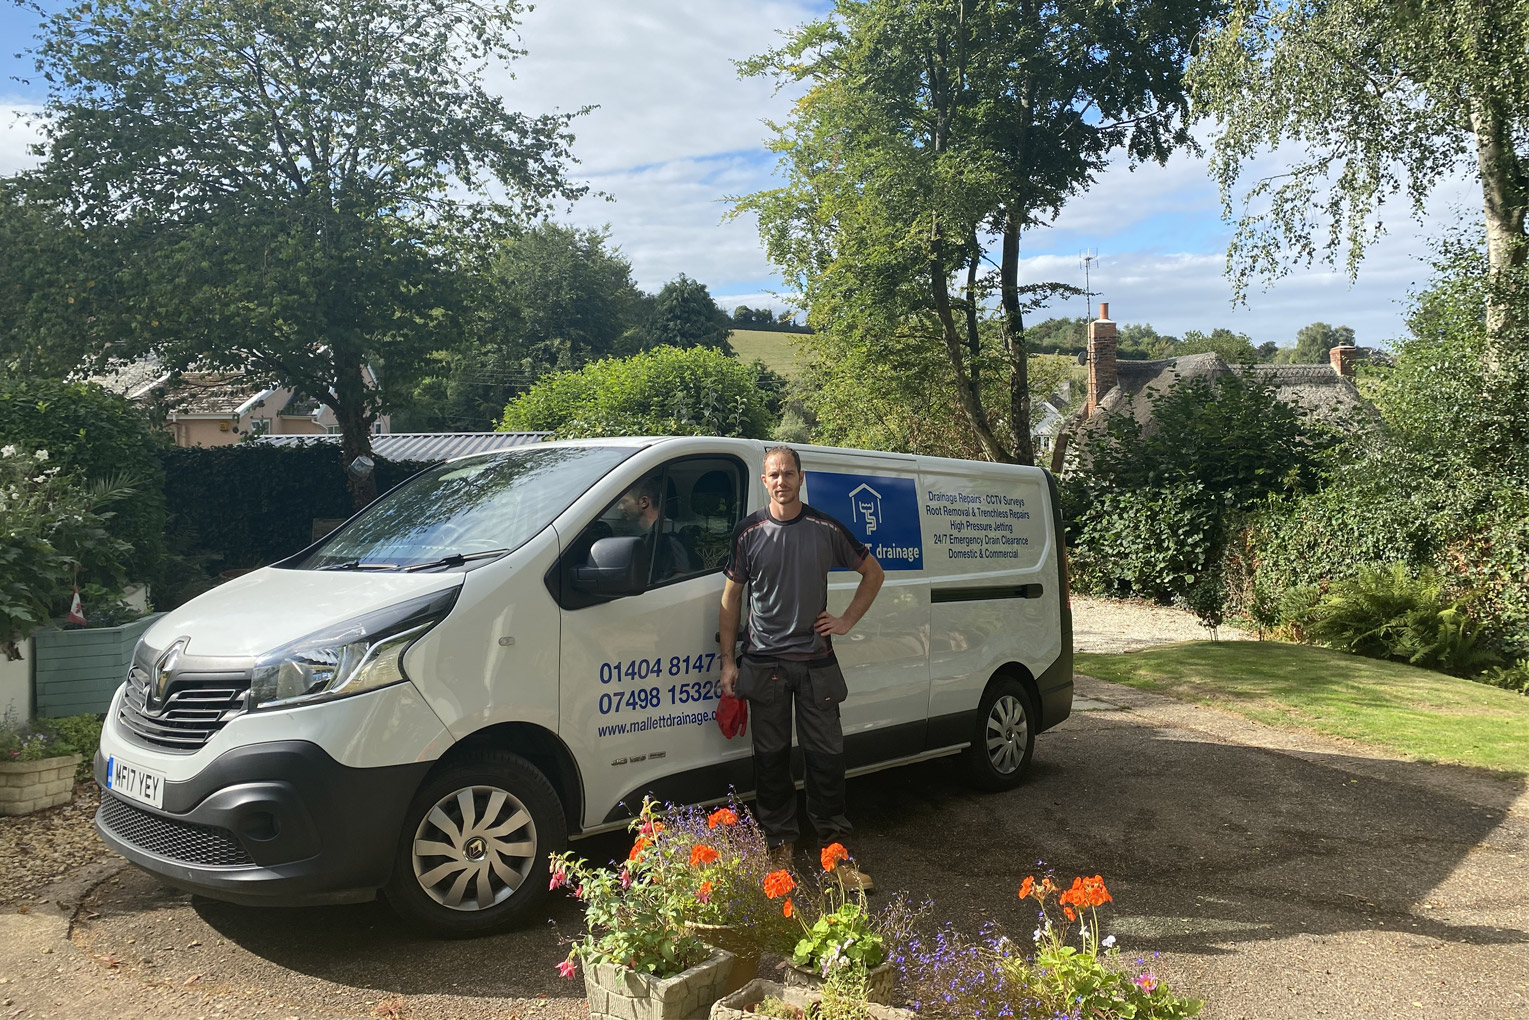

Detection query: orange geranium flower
(1018, 876), (1035, 900)
(820, 843), (850, 873)
(763, 869), (796, 899)
(1063, 906), (1076, 921)
(628, 836), (650, 861)
(690, 844), (720, 867)
(1083, 874), (1113, 906)
(707, 807), (739, 829)
(782, 896), (794, 918)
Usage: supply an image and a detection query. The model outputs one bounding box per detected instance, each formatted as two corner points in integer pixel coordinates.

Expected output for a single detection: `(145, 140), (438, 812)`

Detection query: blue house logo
(804, 471), (923, 570)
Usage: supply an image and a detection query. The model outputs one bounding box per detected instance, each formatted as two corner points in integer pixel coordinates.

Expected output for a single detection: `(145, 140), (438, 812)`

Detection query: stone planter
(782, 961), (895, 1004)
(586, 946), (736, 1020)
(0, 753), (82, 816)
(712, 978), (914, 1020)
(32, 613), (163, 718)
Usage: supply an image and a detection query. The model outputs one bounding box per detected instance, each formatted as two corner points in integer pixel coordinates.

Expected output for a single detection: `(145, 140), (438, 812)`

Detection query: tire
(384, 750), (566, 935)
(960, 677), (1038, 792)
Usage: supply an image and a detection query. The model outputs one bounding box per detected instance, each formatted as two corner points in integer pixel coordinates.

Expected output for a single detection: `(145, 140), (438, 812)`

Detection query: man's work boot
(769, 842), (795, 868)
(836, 861), (874, 893)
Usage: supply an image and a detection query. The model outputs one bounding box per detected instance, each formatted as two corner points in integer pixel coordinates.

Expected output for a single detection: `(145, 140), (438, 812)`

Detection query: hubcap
(985, 694), (1028, 775)
(412, 785), (537, 912)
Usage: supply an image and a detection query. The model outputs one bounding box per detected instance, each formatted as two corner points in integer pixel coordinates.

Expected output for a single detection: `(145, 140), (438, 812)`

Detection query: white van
(94, 437), (1072, 933)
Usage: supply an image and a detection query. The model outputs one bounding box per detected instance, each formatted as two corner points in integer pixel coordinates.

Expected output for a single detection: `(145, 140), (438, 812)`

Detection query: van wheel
(961, 678), (1037, 792)
(385, 751), (566, 935)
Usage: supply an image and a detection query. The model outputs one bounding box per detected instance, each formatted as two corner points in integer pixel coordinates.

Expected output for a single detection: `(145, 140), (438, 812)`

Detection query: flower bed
(552, 800), (1204, 1020)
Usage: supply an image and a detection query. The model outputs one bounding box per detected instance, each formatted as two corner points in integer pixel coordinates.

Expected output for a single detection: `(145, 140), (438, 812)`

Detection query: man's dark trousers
(737, 654), (851, 847)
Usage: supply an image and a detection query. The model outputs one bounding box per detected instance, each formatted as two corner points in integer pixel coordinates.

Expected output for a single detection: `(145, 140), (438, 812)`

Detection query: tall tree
(16, 0), (584, 506)
(1190, 0), (1529, 342)
(1292, 322), (1356, 363)
(631, 275), (735, 355)
(737, 0), (1216, 464)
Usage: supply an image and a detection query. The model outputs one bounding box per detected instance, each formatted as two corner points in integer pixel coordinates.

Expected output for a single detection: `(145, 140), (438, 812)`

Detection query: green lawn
(1075, 641), (1529, 775)
(728, 329), (810, 379)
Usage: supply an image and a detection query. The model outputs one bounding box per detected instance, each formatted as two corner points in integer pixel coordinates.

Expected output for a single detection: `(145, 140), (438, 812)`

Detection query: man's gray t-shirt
(724, 503), (868, 659)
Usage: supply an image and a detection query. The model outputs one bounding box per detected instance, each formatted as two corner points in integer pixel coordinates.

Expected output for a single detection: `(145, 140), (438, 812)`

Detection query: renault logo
(150, 639), (187, 712)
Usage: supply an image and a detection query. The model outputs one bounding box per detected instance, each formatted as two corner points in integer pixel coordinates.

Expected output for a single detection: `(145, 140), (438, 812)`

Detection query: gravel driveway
(1072, 595), (1251, 653)
(0, 599), (1522, 1020)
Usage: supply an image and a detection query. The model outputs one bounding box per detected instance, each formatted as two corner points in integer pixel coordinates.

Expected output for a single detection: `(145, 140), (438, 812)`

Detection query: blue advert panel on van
(804, 471), (924, 570)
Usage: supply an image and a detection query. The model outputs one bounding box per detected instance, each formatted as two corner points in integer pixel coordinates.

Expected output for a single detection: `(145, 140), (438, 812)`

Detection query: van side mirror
(572, 537), (650, 598)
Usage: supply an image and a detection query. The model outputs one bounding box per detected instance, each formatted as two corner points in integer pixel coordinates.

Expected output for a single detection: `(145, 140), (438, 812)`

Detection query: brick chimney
(1329, 344), (1358, 380)
(1086, 302), (1118, 416)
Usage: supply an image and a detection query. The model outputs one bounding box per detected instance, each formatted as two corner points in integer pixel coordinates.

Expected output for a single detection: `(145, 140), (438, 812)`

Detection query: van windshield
(292, 446), (635, 571)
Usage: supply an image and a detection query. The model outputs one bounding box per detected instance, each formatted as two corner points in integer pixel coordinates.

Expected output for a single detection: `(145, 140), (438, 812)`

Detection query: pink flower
(548, 869), (565, 891)
(557, 959), (577, 979)
(1134, 972), (1158, 993)
(574, 884), (586, 899)
(620, 868), (633, 890)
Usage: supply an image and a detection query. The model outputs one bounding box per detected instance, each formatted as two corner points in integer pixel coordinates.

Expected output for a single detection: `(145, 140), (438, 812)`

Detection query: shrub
(159, 443), (429, 588)
(1300, 564), (1499, 677)
(500, 345), (775, 439)
(0, 712), (75, 763)
(1068, 482), (1224, 602)
(36, 713), (102, 780)
(0, 379), (167, 583)
(0, 445), (133, 651)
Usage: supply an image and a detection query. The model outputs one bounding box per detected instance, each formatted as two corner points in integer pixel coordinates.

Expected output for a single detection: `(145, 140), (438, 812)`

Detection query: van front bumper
(94, 740), (432, 907)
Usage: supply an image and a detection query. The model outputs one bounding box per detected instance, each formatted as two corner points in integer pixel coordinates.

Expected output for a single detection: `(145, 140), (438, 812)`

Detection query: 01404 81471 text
(597, 680), (719, 715)
(598, 653), (717, 684)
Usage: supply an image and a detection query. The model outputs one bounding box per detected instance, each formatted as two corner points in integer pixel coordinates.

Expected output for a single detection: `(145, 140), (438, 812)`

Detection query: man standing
(719, 446), (885, 889)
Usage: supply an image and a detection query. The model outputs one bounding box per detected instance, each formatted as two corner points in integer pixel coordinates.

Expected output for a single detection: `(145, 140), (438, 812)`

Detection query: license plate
(106, 755), (165, 810)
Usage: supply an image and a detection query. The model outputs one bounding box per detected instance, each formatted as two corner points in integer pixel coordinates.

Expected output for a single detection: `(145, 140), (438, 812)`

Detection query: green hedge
(0, 379), (167, 583)
(160, 443), (430, 574)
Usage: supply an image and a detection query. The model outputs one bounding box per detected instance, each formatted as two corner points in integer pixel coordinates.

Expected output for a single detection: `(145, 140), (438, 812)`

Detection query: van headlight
(250, 588), (458, 710)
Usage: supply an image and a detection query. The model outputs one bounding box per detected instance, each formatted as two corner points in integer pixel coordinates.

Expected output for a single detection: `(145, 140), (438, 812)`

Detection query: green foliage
(737, 0), (1214, 464)
(159, 444), (429, 590)
(18, 0), (585, 506)
(630, 276), (735, 355)
(1189, 0), (1529, 312)
(0, 379), (166, 583)
(0, 714), (73, 764)
(1478, 660), (1529, 696)
(1066, 371), (1330, 604)
(1292, 322), (1356, 364)
(1176, 328), (1259, 362)
(792, 902), (885, 975)
(1299, 564), (1499, 677)
(400, 224), (648, 432)
(499, 346), (774, 440)
(35, 713), (103, 781)
(0, 445), (134, 651)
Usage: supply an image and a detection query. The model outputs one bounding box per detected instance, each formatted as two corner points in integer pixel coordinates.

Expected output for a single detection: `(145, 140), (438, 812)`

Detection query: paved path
(0, 673), (1524, 1020)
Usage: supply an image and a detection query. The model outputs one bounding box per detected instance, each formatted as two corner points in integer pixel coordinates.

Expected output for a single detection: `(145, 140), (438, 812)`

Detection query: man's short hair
(629, 474), (663, 506)
(764, 445), (801, 472)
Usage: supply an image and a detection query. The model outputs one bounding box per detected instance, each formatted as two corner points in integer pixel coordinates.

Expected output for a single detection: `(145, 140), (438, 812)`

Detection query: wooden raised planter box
(32, 613), (163, 718)
(0, 753), (83, 816)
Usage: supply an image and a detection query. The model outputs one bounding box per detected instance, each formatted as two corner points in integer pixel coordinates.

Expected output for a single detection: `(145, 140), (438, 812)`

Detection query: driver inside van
(617, 475), (691, 583)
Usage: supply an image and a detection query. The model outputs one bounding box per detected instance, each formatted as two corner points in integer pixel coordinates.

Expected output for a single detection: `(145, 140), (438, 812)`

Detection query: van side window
(563, 457), (745, 599)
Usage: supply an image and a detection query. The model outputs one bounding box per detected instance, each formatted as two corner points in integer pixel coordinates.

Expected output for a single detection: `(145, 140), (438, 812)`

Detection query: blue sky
(1, 0), (1478, 347)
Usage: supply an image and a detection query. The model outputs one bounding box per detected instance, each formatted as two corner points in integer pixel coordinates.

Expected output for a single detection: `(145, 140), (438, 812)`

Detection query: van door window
(560, 457), (745, 604)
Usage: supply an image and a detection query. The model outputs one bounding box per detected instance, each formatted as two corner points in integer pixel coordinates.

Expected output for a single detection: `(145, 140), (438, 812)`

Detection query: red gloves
(716, 693), (748, 739)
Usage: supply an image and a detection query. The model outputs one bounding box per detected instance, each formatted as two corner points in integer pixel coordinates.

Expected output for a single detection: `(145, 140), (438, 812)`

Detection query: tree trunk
(930, 252), (1014, 463)
(999, 208), (1035, 466)
(1468, 94), (1529, 348)
(336, 399), (378, 510)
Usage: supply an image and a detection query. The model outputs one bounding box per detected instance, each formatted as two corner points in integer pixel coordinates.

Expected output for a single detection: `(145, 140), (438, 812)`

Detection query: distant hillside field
(729, 329), (813, 379)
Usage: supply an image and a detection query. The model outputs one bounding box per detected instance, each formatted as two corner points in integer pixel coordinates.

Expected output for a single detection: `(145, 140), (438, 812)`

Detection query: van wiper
(403, 549), (511, 572)
(318, 559), (400, 571)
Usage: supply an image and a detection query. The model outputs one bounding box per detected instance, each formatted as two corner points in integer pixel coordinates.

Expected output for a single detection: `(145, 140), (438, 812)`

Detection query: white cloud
(0, 104), (43, 176)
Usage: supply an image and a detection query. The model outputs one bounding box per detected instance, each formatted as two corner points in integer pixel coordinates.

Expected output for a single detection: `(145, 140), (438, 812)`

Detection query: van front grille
(98, 794), (253, 867)
(118, 665), (249, 752)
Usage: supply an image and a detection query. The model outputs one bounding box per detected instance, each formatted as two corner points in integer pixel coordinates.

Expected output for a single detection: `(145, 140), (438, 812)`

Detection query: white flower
(34, 449), (48, 462)
(1032, 928), (1042, 943)
(0, 445), (14, 457)
(1102, 935), (1116, 949)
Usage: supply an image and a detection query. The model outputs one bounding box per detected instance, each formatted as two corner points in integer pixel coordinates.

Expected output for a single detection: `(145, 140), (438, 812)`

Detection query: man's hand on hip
(720, 657), (739, 697)
(813, 611), (854, 636)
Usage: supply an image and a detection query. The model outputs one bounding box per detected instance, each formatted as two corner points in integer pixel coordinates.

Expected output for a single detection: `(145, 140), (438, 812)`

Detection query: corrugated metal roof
(254, 432), (550, 462)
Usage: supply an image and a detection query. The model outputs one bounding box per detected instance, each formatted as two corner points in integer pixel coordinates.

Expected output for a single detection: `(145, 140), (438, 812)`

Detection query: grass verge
(1075, 640), (1529, 774)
